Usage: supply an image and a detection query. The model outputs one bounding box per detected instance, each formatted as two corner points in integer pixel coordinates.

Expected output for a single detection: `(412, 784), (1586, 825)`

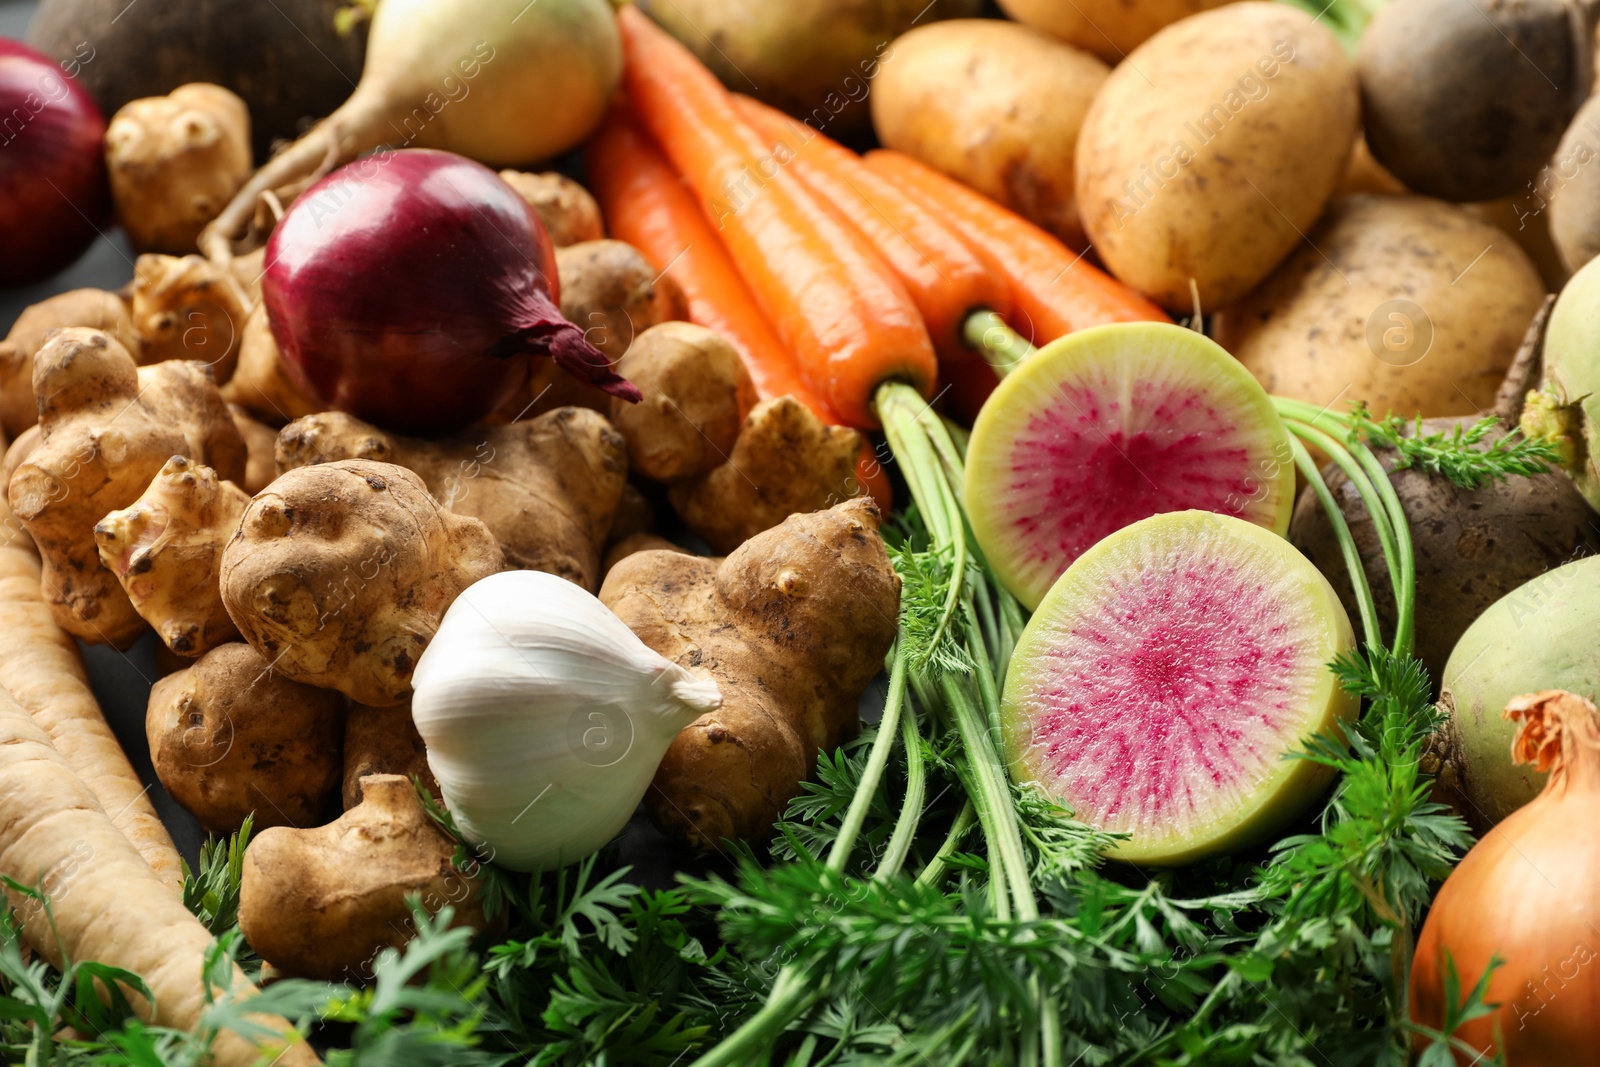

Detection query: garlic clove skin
(411, 569), (720, 872)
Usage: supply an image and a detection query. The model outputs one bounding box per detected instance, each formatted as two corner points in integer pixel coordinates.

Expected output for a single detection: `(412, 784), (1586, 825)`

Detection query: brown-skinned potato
(147, 642), (343, 835)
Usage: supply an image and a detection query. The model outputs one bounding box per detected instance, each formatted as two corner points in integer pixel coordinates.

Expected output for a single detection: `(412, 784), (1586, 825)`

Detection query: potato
(997, 0), (1236, 62)
(636, 0), (980, 137)
(871, 20), (1107, 244)
(1214, 195), (1547, 418)
(1357, 0), (1588, 204)
(1075, 3), (1357, 311)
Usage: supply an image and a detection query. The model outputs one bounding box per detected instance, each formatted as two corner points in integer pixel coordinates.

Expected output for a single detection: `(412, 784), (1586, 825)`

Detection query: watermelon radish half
(965, 322), (1295, 611)
(1002, 510), (1357, 866)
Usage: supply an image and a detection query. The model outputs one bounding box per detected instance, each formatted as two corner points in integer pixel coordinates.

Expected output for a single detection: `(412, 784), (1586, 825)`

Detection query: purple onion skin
(0, 39), (110, 287)
(264, 148), (636, 436)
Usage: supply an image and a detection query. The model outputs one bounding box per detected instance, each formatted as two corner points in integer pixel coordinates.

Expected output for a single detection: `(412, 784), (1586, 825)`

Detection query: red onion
(263, 148), (638, 435)
(0, 38), (110, 286)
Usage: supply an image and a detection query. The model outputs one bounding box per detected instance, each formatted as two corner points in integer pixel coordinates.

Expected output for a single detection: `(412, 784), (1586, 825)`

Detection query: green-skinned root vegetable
(8, 328), (246, 646)
(412, 570), (722, 872)
(1002, 510), (1358, 865)
(600, 496), (899, 849)
(105, 83), (251, 255)
(1432, 555), (1600, 832)
(0, 685), (319, 1066)
(1524, 252), (1600, 510)
(147, 642), (343, 835)
(1290, 417), (1600, 687)
(95, 457), (250, 657)
(239, 773), (484, 982)
(0, 289), (139, 437)
(274, 407), (626, 590)
(219, 459), (505, 706)
(1411, 689), (1600, 1062)
(201, 0), (622, 261)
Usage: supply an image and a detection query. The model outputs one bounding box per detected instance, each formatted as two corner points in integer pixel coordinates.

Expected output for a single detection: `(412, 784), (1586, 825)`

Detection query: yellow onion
(1411, 689), (1600, 1062)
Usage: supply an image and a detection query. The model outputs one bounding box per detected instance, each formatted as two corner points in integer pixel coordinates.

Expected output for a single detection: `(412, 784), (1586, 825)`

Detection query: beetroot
(1002, 510), (1357, 864)
(965, 322), (1295, 610)
(263, 148), (638, 436)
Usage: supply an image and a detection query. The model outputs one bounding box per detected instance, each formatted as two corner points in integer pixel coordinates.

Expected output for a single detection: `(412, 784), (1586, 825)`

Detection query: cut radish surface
(1002, 511), (1357, 866)
(966, 322), (1294, 611)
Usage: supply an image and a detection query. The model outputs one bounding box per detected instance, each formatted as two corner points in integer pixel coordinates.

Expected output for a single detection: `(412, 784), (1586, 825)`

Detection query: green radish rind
(1002, 510), (1359, 866)
(965, 321), (1296, 612)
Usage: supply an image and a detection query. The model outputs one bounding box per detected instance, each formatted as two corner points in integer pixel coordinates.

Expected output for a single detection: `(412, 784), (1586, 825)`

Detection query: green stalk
(826, 648), (909, 874)
(1288, 437), (1382, 649)
(915, 801), (977, 889)
(1345, 438), (1417, 660)
(1277, 413), (1403, 609)
(691, 971), (819, 1067)
(877, 690), (926, 881)
(963, 309), (1034, 374)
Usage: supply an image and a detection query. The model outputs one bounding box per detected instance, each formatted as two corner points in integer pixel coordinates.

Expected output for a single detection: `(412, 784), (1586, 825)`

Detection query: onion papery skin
(263, 148), (634, 435)
(1410, 690), (1600, 1065)
(0, 39), (110, 286)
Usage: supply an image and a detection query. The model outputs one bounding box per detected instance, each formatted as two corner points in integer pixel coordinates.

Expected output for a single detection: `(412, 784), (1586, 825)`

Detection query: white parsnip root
(0, 490), (183, 890)
(0, 686), (319, 1066)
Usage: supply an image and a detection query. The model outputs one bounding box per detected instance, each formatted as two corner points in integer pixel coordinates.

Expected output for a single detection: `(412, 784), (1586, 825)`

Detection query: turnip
(964, 321), (1295, 611)
(201, 0), (621, 262)
(1002, 510), (1358, 865)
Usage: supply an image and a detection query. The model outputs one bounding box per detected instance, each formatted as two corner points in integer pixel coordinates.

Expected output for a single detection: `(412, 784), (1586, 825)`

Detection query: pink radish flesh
(1006, 378), (1264, 573)
(1003, 511), (1355, 862)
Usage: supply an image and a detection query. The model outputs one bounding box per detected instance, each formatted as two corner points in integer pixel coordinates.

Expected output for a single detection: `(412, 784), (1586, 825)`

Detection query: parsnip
(0, 686), (318, 1066)
(0, 486), (182, 889)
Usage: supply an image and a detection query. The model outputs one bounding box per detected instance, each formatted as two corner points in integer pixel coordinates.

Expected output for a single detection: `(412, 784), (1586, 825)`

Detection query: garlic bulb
(411, 570), (721, 872)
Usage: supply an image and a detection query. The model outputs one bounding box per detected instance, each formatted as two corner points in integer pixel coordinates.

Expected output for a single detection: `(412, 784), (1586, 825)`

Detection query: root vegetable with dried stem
(8, 328), (246, 646)
(95, 457), (251, 657)
(220, 459), (504, 706)
(148, 641), (344, 835)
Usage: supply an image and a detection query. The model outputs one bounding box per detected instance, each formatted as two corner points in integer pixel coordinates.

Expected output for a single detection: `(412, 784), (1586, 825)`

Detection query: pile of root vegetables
(5, 0), (1600, 1063)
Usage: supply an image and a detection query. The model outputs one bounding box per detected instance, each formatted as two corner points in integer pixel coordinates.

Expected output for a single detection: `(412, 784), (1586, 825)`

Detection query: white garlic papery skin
(411, 570), (721, 873)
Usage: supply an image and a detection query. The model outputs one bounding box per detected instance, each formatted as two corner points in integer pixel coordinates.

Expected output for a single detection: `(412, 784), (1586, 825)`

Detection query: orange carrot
(863, 150), (1169, 345)
(734, 96), (1009, 358)
(733, 95), (1007, 421)
(584, 106), (893, 512)
(584, 107), (834, 419)
(617, 7), (936, 429)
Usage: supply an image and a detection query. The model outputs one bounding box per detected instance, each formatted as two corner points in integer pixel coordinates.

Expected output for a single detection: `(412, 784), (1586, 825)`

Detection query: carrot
(734, 95), (1007, 422)
(584, 106), (894, 512)
(617, 7), (936, 429)
(0, 510), (182, 891)
(0, 685), (318, 1066)
(863, 150), (1170, 345)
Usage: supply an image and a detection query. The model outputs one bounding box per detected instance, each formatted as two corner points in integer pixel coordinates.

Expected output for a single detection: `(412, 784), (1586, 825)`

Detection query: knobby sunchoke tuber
(8, 328), (245, 645)
(274, 407), (626, 590)
(239, 774), (485, 982)
(0, 290), (140, 437)
(95, 456), (249, 657)
(147, 641), (344, 835)
(104, 83), (252, 255)
(343, 699), (437, 811)
(220, 305), (320, 423)
(219, 459), (504, 706)
(498, 169), (604, 247)
(600, 496), (900, 848)
(129, 254), (245, 381)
